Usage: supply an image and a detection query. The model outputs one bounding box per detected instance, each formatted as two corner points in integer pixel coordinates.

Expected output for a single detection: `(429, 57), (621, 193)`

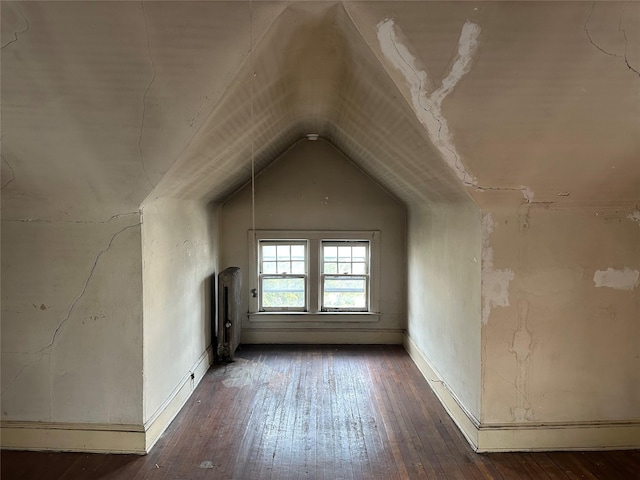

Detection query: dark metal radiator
(217, 266), (241, 362)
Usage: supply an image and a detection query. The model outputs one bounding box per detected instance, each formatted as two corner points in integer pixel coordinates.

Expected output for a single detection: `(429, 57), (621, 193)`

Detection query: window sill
(248, 312), (380, 323)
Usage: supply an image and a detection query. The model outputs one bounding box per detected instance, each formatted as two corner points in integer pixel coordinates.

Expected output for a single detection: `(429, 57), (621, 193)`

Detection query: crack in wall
(2, 222), (140, 407)
(377, 18), (534, 204)
(1, 6), (30, 50)
(1, 159), (16, 190)
(377, 18), (479, 187)
(584, 1), (640, 78)
(139, 2), (157, 189)
(29, 223), (141, 356)
(3, 211), (140, 225)
(476, 185), (534, 204)
(488, 366), (530, 405)
(620, 22), (640, 77)
(509, 298), (534, 422)
(0, 353), (48, 397)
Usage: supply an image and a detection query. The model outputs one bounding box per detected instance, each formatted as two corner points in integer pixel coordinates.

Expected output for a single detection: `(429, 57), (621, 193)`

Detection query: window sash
(259, 241), (308, 312)
(321, 274), (369, 312)
(321, 241), (370, 312)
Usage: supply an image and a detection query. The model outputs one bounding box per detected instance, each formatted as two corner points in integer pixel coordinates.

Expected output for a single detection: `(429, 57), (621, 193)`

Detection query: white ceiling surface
(1, 2), (638, 221)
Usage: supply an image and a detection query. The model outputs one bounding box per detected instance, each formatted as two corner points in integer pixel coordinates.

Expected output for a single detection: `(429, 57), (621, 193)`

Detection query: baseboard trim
(0, 421), (146, 454)
(402, 333), (480, 450)
(403, 333), (640, 452)
(144, 345), (213, 452)
(242, 328), (403, 344)
(477, 421), (640, 452)
(0, 346), (214, 454)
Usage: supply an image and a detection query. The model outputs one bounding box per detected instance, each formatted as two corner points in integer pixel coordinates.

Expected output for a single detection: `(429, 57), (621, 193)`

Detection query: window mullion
(308, 239), (319, 313)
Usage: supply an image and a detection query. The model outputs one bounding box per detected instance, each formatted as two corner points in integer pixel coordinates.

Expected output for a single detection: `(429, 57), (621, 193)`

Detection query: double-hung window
(259, 241), (307, 311)
(249, 230), (379, 321)
(321, 241), (369, 312)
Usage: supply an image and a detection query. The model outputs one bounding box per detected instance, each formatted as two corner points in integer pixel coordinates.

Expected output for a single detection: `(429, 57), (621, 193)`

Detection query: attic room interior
(1, 0), (639, 477)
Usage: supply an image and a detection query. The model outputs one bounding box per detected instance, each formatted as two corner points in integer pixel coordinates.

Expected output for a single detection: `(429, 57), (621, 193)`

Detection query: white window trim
(248, 230), (380, 323)
(320, 240), (370, 312)
(258, 240), (308, 312)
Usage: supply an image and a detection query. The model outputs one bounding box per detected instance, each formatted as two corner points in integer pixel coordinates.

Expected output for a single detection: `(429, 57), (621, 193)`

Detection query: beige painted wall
(220, 139), (406, 341)
(141, 198), (219, 422)
(481, 203), (640, 425)
(1, 218), (144, 425)
(406, 202), (482, 421)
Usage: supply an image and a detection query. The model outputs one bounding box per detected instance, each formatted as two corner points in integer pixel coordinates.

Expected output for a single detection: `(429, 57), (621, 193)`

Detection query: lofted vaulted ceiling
(1, 1), (639, 220)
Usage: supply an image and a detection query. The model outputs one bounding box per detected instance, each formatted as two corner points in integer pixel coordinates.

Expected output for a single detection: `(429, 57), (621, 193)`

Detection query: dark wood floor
(2, 345), (639, 479)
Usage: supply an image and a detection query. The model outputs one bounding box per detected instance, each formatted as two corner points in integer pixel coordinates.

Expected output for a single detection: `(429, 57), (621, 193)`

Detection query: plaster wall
(406, 202), (482, 421)
(141, 198), (219, 422)
(481, 204), (640, 425)
(1, 217), (144, 425)
(220, 139), (406, 341)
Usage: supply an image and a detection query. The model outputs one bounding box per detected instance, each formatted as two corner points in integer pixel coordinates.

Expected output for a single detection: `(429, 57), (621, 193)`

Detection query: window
(249, 230), (380, 322)
(321, 242), (369, 311)
(259, 241), (307, 311)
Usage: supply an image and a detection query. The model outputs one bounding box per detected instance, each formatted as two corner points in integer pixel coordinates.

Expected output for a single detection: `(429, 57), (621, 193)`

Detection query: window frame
(248, 230), (380, 323)
(320, 240), (370, 312)
(258, 240), (308, 312)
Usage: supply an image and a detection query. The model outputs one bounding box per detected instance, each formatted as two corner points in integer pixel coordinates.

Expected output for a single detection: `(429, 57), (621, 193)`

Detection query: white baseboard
(0, 346), (214, 455)
(242, 328), (403, 344)
(477, 421), (640, 452)
(403, 333), (640, 452)
(0, 421), (146, 454)
(143, 345), (213, 452)
(403, 333), (480, 450)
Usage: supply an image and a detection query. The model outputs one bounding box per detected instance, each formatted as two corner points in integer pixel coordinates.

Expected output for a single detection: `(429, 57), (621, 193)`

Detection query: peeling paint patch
(481, 213), (514, 324)
(509, 298), (534, 422)
(628, 210), (640, 226)
(377, 18), (479, 186)
(377, 18), (535, 203)
(593, 267), (639, 291)
(519, 185), (534, 203)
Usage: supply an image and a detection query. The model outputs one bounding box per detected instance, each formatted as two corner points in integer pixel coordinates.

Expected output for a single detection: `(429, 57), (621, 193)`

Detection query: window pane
(352, 246), (367, 262)
(263, 261), (277, 274)
(262, 277), (305, 308)
(338, 246), (351, 262)
(262, 245), (276, 262)
(323, 276), (366, 309)
(324, 262), (337, 274)
(339, 262), (351, 274)
(291, 245), (305, 261)
(276, 261), (290, 274)
(277, 245), (290, 261)
(323, 246), (337, 262)
(291, 261), (305, 274)
(352, 262), (366, 274)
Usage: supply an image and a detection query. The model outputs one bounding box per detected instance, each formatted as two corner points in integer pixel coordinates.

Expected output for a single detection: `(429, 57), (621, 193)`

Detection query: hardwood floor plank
(2, 345), (638, 479)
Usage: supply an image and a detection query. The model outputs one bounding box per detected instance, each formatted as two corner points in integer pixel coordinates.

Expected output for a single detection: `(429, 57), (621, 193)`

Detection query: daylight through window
(250, 231), (379, 319)
(259, 241), (307, 311)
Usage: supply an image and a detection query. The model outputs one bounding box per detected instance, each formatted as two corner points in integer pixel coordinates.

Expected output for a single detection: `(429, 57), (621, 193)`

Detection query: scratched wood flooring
(2, 345), (639, 479)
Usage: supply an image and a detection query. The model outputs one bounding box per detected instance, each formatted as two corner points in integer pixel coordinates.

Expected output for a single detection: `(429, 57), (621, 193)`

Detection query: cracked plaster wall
(1, 217), (144, 424)
(481, 203), (640, 425)
(141, 198), (219, 422)
(406, 202), (482, 420)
